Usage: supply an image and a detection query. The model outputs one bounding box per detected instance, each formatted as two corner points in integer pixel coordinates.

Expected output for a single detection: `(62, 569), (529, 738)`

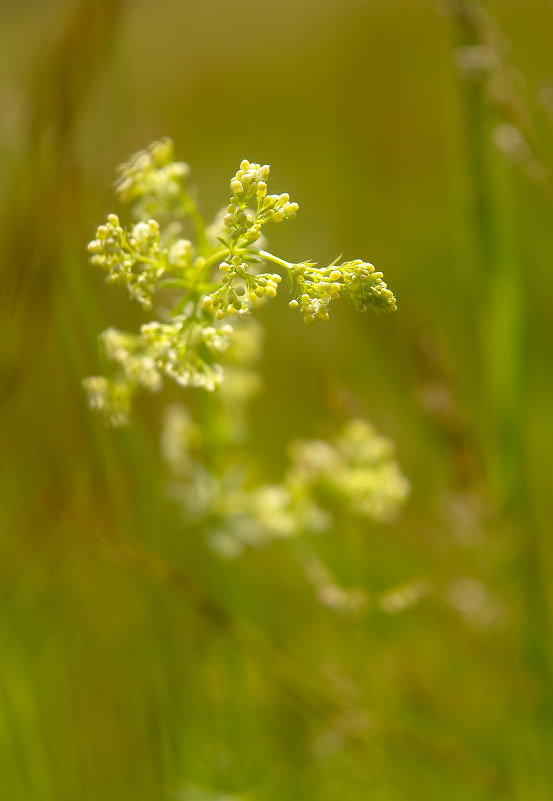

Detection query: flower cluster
(84, 319), (235, 425)
(161, 412), (409, 557)
(87, 215), (166, 309)
(287, 420), (409, 523)
(341, 260), (397, 313)
(85, 139), (398, 426)
(288, 259), (397, 324)
(114, 137), (191, 220)
(202, 255), (283, 319)
(160, 401), (331, 558)
(141, 319), (233, 391)
(101, 327), (162, 391)
(223, 159), (299, 247)
(85, 141), (408, 575)
(208, 483), (330, 559)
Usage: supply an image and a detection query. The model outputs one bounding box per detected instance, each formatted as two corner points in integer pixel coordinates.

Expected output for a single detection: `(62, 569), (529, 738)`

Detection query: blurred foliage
(2, 0), (553, 799)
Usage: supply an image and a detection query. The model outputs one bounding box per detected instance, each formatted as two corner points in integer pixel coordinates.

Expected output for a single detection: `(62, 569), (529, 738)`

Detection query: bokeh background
(2, 0), (553, 799)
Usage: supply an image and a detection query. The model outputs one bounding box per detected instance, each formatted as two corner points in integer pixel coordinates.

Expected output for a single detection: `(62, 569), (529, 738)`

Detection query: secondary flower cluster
(223, 159), (299, 246)
(87, 215), (166, 309)
(287, 419), (409, 523)
(83, 320), (234, 425)
(141, 319), (233, 391)
(115, 137), (191, 219)
(202, 256), (283, 319)
(100, 327), (162, 391)
(288, 259), (397, 324)
(162, 410), (409, 557)
(85, 139), (397, 425)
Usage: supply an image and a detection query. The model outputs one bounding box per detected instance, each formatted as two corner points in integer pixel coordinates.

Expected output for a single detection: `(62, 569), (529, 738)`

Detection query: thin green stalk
(448, 2), (553, 794)
(257, 249), (294, 272)
(182, 191), (209, 255)
(169, 247), (229, 317)
(450, 0), (525, 511)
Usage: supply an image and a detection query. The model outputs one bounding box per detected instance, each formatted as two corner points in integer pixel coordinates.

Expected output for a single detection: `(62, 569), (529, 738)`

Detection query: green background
(2, 0), (553, 798)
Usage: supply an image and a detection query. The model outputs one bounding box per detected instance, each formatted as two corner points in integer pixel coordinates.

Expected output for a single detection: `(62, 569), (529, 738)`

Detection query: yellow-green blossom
(87, 215), (166, 309)
(85, 139), (397, 425)
(115, 137), (191, 220)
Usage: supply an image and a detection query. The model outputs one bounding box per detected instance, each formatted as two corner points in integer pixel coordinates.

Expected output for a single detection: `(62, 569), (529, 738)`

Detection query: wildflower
(85, 141), (397, 422)
(87, 215), (166, 308)
(115, 137), (190, 220)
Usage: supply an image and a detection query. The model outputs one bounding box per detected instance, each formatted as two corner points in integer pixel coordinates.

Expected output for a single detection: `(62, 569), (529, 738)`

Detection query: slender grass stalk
(449, 0), (525, 511)
(448, 2), (553, 795)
